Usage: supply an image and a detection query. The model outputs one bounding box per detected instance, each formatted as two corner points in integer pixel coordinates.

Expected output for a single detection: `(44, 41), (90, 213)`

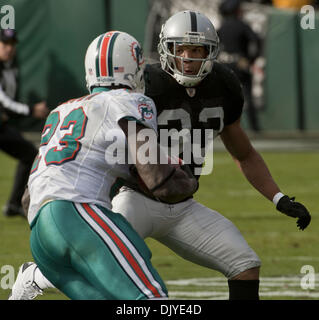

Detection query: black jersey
(144, 62), (244, 177)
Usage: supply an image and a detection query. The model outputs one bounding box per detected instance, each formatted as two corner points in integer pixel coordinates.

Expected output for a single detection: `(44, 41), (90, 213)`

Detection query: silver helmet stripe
(158, 10), (219, 87)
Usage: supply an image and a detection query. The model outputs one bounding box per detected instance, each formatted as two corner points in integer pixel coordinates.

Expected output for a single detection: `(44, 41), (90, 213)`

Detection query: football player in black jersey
(11, 11), (311, 300)
(112, 11), (311, 300)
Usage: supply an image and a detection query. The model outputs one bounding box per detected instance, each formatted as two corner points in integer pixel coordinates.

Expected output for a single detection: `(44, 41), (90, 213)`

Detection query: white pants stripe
(74, 203), (165, 298)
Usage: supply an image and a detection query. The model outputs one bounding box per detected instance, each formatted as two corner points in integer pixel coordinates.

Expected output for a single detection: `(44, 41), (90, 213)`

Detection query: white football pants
(112, 188), (261, 279)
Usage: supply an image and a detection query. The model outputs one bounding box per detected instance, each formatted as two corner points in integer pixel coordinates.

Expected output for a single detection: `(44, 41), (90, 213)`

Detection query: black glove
(276, 195), (311, 230)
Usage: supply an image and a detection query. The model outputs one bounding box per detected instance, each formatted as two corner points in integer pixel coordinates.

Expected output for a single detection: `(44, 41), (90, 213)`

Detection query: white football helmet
(158, 11), (219, 87)
(85, 31), (145, 93)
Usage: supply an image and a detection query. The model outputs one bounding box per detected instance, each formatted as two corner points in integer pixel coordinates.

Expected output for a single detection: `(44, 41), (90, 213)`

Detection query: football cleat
(8, 262), (43, 300)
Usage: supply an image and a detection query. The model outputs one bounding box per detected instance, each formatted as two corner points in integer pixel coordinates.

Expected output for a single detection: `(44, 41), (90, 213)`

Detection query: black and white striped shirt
(0, 60), (30, 117)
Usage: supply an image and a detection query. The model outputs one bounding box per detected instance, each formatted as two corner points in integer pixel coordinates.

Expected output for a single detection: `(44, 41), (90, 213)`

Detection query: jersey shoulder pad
(130, 92), (156, 112)
(144, 63), (174, 96)
(212, 62), (244, 100)
(113, 92), (157, 131)
(210, 62), (244, 125)
(131, 92), (157, 122)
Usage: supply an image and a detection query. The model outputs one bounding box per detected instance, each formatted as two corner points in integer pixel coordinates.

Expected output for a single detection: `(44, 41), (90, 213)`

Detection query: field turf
(0, 149), (318, 300)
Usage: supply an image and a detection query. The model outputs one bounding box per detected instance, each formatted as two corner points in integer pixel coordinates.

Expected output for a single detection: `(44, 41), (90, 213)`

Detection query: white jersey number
(157, 107), (224, 135)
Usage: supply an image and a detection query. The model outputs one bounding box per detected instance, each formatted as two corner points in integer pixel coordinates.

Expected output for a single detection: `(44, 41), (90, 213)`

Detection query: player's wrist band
(272, 192), (285, 206)
(150, 168), (177, 193)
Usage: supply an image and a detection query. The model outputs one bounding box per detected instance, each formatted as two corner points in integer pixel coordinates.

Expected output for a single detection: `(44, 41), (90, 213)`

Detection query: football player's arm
(118, 118), (198, 203)
(0, 84), (48, 119)
(0, 84), (30, 116)
(220, 119), (311, 230)
(21, 187), (30, 218)
(220, 119), (280, 201)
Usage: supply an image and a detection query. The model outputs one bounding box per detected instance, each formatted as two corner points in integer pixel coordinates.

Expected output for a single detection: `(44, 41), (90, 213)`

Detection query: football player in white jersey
(9, 31), (198, 300)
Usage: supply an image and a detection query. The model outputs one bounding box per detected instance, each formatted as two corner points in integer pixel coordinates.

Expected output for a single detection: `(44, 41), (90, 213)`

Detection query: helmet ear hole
(204, 45), (210, 57)
(167, 42), (174, 54)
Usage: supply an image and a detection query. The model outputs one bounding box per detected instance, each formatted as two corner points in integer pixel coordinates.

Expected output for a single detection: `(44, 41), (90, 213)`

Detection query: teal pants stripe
(30, 200), (167, 300)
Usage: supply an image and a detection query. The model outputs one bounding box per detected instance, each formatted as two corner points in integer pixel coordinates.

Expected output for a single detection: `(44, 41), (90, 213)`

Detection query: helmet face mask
(85, 31), (145, 93)
(158, 11), (219, 87)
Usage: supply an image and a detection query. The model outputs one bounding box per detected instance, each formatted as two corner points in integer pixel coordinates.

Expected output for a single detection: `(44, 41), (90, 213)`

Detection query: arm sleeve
(0, 84), (30, 116)
(220, 64), (244, 125)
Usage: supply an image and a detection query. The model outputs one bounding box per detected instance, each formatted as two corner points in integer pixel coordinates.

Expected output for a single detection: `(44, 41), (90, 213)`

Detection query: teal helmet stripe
(107, 32), (120, 77)
(95, 31), (120, 79)
(95, 33), (105, 78)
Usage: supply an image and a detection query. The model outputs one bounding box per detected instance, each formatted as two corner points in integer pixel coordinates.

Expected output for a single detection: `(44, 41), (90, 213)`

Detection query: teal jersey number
(45, 107), (88, 165)
(31, 107), (88, 173)
(40, 111), (60, 146)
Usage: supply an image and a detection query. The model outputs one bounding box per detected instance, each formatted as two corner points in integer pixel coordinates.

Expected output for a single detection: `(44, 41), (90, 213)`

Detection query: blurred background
(1, 0), (318, 137)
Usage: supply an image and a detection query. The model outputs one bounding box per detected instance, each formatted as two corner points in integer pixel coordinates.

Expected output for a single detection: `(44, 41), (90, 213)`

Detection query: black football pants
(0, 123), (37, 207)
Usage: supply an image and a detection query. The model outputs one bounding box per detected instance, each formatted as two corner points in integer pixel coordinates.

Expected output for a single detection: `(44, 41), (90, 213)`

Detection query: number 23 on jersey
(31, 107), (88, 174)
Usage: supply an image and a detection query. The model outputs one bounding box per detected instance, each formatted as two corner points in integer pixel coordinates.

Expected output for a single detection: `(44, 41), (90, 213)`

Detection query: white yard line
(169, 290), (319, 299)
(167, 274), (319, 299)
(267, 256), (319, 262)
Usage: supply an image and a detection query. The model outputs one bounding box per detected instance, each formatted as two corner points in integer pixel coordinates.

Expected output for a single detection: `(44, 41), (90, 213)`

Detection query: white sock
(34, 267), (55, 290)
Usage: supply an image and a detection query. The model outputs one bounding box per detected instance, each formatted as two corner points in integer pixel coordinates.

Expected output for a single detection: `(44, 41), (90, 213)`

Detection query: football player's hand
(21, 187), (30, 218)
(276, 195), (311, 230)
(32, 101), (49, 119)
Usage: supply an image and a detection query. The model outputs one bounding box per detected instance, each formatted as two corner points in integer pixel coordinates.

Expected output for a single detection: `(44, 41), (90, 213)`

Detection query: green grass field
(0, 149), (318, 300)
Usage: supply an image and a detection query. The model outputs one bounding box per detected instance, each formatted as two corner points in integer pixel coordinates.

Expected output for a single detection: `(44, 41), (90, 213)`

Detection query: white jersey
(27, 89), (157, 225)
